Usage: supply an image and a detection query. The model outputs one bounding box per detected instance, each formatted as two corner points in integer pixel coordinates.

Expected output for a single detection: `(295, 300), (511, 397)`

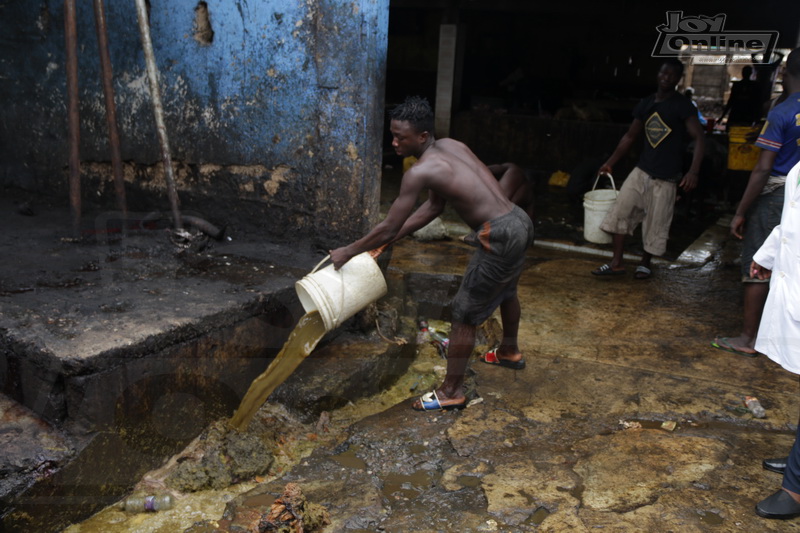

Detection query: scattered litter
(467, 397), (484, 408)
(118, 493), (174, 513)
(744, 396), (766, 418)
(619, 419), (642, 430)
(259, 483), (330, 532)
(660, 420), (677, 432)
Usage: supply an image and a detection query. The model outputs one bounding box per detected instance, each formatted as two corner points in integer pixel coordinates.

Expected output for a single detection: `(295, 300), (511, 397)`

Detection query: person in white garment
(752, 158), (800, 519)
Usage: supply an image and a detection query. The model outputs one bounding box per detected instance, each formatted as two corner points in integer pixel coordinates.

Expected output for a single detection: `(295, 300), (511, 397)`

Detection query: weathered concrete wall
(0, 0), (388, 245)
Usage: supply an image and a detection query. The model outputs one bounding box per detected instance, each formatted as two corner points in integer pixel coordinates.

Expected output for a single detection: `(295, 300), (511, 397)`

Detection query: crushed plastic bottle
(417, 319), (449, 358)
(428, 328), (449, 358)
(744, 396), (766, 418)
(119, 493), (174, 513)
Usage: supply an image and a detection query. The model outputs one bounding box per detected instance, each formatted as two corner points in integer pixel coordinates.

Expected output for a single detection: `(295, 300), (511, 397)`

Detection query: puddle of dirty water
(229, 310), (327, 430)
(456, 474), (481, 488)
(527, 506), (551, 525)
(697, 509), (724, 525)
(409, 443), (426, 454)
(240, 491), (276, 509)
(332, 445), (368, 470)
(382, 470), (441, 500)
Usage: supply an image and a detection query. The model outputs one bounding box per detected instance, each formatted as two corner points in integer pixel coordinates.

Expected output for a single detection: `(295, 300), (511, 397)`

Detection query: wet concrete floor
(65, 216), (800, 532)
(3, 172), (800, 531)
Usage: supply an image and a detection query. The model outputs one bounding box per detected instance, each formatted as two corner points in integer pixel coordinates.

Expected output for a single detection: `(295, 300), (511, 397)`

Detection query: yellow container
(403, 156), (418, 173)
(727, 126), (762, 171)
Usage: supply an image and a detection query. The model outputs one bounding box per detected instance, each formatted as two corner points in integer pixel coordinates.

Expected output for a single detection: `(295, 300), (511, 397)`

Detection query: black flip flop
(592, 263), (626, 276)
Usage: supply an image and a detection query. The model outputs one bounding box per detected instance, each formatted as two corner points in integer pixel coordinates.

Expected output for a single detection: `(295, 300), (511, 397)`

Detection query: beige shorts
(599, 167), (676, 256)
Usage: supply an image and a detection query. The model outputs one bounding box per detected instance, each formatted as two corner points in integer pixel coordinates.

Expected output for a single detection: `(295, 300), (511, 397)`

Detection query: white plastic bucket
(583, 173), (618, 244)
(295, 252), (388, 332)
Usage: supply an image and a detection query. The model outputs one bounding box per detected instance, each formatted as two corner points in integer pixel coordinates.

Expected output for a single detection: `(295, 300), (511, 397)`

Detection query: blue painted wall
(0, 0), (389, 243)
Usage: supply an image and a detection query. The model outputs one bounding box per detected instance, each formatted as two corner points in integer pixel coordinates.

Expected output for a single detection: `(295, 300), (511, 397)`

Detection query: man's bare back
(410, 138), (514, 230)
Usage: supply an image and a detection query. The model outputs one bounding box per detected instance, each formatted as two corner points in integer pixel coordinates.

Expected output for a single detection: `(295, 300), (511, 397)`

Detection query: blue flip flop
(711, 337), (758, 358)
(413, 391), (466, 411)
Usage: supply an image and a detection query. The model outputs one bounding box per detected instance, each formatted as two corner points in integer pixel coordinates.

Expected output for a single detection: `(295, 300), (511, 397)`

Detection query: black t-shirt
(633, 92), (695, 181)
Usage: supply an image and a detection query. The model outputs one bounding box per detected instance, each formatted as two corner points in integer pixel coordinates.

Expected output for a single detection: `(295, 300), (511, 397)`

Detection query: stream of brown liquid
(229, 310), (327, 431)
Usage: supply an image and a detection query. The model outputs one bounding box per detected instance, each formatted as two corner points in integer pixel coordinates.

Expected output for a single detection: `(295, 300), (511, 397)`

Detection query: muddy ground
(67, 223), (800, 532)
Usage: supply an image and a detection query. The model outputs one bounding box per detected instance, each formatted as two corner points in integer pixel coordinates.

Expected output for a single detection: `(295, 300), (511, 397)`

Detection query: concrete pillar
(435, 24), (458, 138)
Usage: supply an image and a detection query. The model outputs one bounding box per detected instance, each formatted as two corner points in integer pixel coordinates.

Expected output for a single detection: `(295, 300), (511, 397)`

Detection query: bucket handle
(590, 172), (617, 193)
(311, 245), (386, 275)
(310, 254), (332, 275)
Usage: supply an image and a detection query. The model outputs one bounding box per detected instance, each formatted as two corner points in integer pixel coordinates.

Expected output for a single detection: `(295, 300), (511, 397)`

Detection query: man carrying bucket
(590, 58), (705, 280)
(330, 96), (534, 412)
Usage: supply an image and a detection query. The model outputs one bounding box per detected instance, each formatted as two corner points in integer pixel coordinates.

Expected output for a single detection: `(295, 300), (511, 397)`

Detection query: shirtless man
(330, 96), (534, 411)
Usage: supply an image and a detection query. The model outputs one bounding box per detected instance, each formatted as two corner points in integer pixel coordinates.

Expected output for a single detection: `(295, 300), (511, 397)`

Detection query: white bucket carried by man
(583, 173), (618, 244)
(295, 251), (387, 332)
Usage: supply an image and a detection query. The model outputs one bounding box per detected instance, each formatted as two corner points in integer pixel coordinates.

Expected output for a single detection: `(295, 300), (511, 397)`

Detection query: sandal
(412, 390), (467, 411)
(480, 348), (525, 370)
(592, 263), (626, 276)
(634, 265), (652, 280)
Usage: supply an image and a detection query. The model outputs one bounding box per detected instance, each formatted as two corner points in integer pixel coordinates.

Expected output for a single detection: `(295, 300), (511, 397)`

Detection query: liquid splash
(229, 311), (327, 431)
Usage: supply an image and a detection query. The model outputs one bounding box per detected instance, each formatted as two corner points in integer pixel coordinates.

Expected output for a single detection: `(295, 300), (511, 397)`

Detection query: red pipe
(64, 0), (81, 236)
(93, 0), (127, 217)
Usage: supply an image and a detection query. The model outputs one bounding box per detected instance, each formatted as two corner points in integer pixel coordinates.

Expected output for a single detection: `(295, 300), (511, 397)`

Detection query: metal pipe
(93, 0), (127, 217)
(64, 0), (81, 236)
(133, 0), (183, 231)
(180, 215), (226, 240)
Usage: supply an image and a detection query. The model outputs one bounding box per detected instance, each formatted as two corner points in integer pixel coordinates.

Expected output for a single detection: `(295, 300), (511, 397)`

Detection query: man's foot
(711, 336), (758, 357)
(480, 348), (525, 370)
(756, 489), (800, 519)
(634, 265), (652, 280)
(412, 390), (466, 411)
(763, 457), (788, 474)
(591, 263), (626, 276)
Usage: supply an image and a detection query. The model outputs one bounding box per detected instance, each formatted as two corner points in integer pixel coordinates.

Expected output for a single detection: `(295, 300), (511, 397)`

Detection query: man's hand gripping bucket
(583, 173), (618, 244)
(294, 248), (388, 332)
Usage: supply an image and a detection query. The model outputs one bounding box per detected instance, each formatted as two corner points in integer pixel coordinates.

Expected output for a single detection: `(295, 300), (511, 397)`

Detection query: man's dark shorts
(451, 205), (534, 326)
(741, 186), (783, 283)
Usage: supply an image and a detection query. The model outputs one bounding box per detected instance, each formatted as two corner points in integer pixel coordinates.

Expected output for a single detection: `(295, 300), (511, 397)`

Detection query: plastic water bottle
(744, 396), (766, 418)
(417, 319), (432, 344)
(119, 493), (174, 512)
